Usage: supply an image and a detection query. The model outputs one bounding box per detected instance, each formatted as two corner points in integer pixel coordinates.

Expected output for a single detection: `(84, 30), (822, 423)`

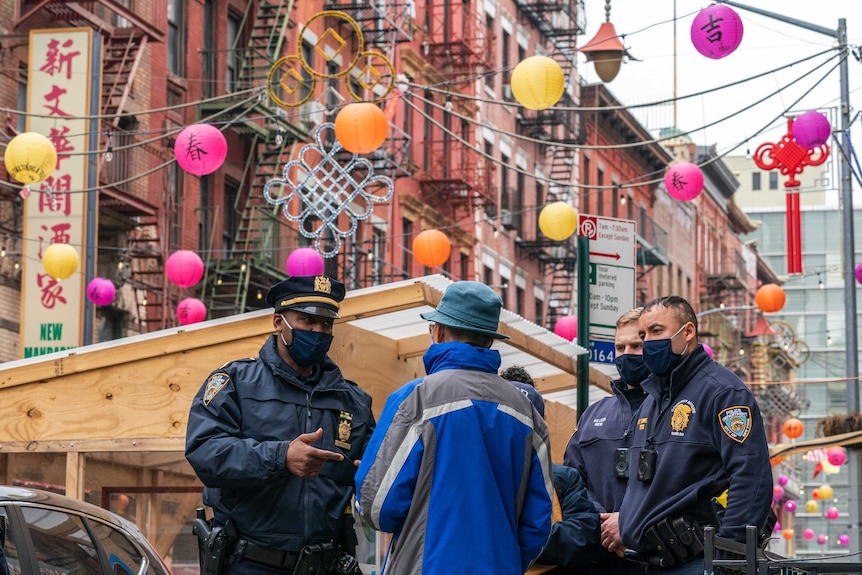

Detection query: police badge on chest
(335, 411), (352, 449)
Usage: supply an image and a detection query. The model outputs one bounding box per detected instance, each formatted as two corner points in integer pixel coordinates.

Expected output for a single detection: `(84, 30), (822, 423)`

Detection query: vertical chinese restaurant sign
(21, 29), (94, 358)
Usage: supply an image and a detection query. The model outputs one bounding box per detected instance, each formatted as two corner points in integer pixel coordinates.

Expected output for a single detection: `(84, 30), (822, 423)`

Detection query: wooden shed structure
(0, 275), (610, 571)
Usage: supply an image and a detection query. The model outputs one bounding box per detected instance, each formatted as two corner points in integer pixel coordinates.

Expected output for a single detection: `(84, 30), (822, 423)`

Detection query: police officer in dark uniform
(186, 274), (375, 575)
(619, 296), (772, 575)
(564, 308), (647, 575)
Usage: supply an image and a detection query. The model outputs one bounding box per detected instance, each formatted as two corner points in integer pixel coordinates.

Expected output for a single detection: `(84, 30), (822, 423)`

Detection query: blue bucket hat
(420, 281), (509, 340)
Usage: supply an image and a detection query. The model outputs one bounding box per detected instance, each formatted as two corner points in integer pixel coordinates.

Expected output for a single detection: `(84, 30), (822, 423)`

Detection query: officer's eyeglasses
(428, 323), (436, 335)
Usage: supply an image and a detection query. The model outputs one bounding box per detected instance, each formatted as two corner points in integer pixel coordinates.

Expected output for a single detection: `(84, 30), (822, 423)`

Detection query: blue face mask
(614, 354), (651, 386)
(280, 316), (333, 366)
(642, 323), (690, 378)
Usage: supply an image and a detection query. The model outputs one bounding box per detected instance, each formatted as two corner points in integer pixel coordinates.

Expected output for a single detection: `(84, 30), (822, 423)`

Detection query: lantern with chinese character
(286, 247), (325, 276)
(174, 124), (228, 176)
(756, 283), (786, 313)
(691, 4), (744, 59)
(165, 250), (205, 288)
(86, 277), (116, 306)
(664, 162), (704, 201)
(783, 417), (804, 439)
(792, 110), (831, 149)
(177, 297), (207, 325)
(4, 132), (58, 184)
(827, 446), (846, 466)
(554, 316), (578, 341)
(510, 56), (566, 111)
(412, 229), (451, 268)
(538, 202), (578, 241)
(334, 103), (389, 155)
(42, 243), (79, 280)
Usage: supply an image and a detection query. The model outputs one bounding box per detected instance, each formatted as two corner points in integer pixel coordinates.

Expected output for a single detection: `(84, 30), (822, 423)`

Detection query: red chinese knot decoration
(754, 118), (829, 274)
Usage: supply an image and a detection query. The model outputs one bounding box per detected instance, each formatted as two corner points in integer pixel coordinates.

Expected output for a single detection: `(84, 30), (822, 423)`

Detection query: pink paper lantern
(772, 521), (781, 533)
(827, 446), (846, 466)
(855, 262), (862, 285)
(177, 297), (207, 325)
(784, 499), (797, 513)
(286, 247), (325, 276)
(826, 506), (840, 520)
(703, 343), (714, 359)
(86, 277), (116, 306)
(166, 250), (205, 288)
(776, 475), (789, 487)
(664, 162), (704, 201)
(772, 486), (785, 500)
(838, 534), (850, 546)
(803, 529), (815, 540)
(554, 316), (578, 341)
(174, 124), (228, 176)
(691, 5), (743, 60)
(817, 534), (828, 545)
(792, 110), (831, 149)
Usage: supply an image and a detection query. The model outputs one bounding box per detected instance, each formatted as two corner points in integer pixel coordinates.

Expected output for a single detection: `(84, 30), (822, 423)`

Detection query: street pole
(720, 1), (859, 554)
(577, 234), (591, 422)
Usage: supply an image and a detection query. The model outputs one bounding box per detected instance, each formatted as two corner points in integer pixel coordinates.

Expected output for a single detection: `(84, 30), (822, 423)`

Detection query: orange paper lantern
(782, 529), (794, 540)
(756, 283), (786, 313)
(412, 229), (451, 268)
(783, 417), (804, 439)
(770, 455), (784, 466)
(334, 102), (388, 154)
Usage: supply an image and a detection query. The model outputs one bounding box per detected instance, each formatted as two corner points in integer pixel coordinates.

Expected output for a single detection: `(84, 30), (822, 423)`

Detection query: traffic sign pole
(577, 234), (590, 422)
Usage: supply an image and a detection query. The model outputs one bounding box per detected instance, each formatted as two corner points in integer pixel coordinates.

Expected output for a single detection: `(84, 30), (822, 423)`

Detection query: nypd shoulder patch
(203, 372), (230, 406)
(718, 406), (752, 443)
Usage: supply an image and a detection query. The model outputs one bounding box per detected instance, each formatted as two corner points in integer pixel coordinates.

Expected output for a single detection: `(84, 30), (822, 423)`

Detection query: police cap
(265, 275), (345, 319)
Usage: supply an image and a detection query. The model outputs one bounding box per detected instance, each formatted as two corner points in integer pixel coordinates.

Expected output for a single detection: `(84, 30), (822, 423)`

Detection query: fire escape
(513, 0), (586, 329)
(15, 0), (167, 329)
(423, 0), (491, 77)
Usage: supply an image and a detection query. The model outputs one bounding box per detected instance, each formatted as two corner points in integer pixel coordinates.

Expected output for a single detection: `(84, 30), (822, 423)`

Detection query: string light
(105, 132), (114, 163)
(818, 273), (824, 289)
(240, 262), (247, 273)
(256, 290), (263, 300)
(827, 331), (832, 346)
(619, 193), (627, 205)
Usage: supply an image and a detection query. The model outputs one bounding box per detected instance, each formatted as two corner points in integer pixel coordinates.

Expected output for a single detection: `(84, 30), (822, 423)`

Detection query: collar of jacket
(422, 341), (502, 375)
(641, 344), (712, 400)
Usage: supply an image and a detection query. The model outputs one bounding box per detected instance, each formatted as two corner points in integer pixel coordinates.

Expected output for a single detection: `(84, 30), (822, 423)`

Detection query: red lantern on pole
(755, 283), (786, 313)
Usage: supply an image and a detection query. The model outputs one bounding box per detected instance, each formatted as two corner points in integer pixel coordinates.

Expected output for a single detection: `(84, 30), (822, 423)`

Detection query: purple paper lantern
(826, 506), (840, 520)
(792, 110), (831, 149)
(664, 162), (704, 201)
(174, 124), (228, 176)
(784, 499), (797, 513)
(703, 343), (714, 359)
(772, 521), (781, 533)
(86, 277), (116, 306)
(776, 475), (789, 487)
(691, 4), (744, 60)
(177, 297), (207, 325)
(554, 315), (578, 342)
(838, 534), (850, 546)
(803, 529), (815, 540)
(855, 262), (862, 285)
(166, 250), (205, 288)
(286, 247), (325, 276)
(817, 534), (828, 545)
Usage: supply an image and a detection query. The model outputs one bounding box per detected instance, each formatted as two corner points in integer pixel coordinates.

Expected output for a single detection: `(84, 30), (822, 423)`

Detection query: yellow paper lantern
(818, 484), (834, 500)
(42, 243), (79, 280)
(510, 56), (566, 111)
(538, 202), (578, 241)
(805, 500), (820, 513)
(4, 132), (58, 184)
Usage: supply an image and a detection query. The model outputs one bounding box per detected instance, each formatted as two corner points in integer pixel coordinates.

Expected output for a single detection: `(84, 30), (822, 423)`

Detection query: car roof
(0, 485), (128, 529)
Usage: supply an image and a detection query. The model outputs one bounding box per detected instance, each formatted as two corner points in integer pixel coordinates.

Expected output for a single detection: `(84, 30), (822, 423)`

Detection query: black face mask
(642, 324), (690, 377)
(614, 354), (651, 386)
(280, 316), (333, 366)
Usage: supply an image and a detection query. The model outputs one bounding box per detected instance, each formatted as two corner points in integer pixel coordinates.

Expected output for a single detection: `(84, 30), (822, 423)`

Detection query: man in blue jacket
(186, 275), (375, 575)
(355, 281), (553, 575)
(619, 296), (772, 575)
(564, 308), (648, 575)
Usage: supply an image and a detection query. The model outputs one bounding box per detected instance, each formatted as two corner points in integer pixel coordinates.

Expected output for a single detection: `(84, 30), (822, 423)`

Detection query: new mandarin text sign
(21, 29), (94, 358)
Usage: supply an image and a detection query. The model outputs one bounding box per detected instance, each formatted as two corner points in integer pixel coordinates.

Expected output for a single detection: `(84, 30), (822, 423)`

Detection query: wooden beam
(0, 438), (185, 453)
(65, 452), (84, 500)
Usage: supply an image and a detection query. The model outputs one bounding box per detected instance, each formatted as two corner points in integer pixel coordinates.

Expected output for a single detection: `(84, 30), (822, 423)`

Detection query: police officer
(619, 296), (772, 575)
(564, 308), (648, 575)
(186, 274), (375, 575)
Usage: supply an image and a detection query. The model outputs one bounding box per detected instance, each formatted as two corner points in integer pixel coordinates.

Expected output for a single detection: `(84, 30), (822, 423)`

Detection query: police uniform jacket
(185, 335), (375, 552)
(618, 345), (772, 552)
(355, 341), (553, 575)
(563, 378), (646, 513)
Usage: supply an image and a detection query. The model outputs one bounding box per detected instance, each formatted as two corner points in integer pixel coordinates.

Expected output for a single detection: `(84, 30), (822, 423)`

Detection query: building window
(460, 252), (470, 280)
(581, 155), (590, 214)
(534, 294), (544, 324)
(402, 218), (413, 279)
(752, 172), (761, 190)
(202, 1), (215, 97)
(484, 265), (494, 286)
(17, 66), (28, 133)
(223, 179), (239, 256)
(500, 153), (510, 220)
(167, 0), (185, 76)
(227, 11), (242, 93)
(485, 140), (496, 217)
(612, 184), (619, 218)
(596, 168), (604, 215)
(169, 163), (183, 250)
(423, 91), (434, 172)
(769, 171), (779, 190)
(485, 15), (495, 89)
(516, 285), (525, 316)
(501, 29), (511, 85)
(514, 169), (524, 233)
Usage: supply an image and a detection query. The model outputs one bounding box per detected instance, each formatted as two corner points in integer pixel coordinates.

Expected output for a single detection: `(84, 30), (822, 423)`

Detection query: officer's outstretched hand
(286, 428), (344, 478)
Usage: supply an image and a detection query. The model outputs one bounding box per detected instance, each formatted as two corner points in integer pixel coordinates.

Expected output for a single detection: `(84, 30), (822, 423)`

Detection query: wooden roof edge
(770, 430), (862, 458)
